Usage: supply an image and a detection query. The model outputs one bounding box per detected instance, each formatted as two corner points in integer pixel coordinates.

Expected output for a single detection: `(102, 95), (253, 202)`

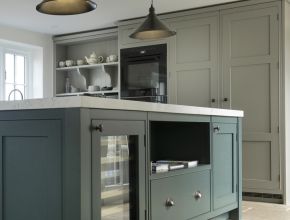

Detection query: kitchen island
(0, 97), (243, 220)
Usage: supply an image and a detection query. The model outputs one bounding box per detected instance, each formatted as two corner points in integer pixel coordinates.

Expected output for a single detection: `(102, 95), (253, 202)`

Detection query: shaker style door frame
(221, 2), (281, 194)
(91, 119), (146, 220)
(169, 11), (219, 108)
(0, 119), (62, 220)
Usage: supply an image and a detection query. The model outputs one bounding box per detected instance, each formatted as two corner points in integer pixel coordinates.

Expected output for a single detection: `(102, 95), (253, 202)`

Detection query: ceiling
(0, 0), (241, 35)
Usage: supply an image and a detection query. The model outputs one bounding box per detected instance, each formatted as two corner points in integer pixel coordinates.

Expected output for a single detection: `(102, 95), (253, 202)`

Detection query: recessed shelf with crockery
(55, 63), (119, 97)
(56, 62), (119, 71)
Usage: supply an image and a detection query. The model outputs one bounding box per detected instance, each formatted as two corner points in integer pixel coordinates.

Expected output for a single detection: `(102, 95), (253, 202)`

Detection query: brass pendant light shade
(36, 0), (97, 15)
(130, 3), (176, 40)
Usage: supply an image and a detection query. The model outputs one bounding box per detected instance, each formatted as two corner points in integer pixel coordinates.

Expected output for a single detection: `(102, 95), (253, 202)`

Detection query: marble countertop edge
(0, 96), (244, 117)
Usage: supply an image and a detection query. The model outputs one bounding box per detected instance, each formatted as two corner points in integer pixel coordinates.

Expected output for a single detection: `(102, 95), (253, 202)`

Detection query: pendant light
(36, 0), (97, 15)
(130, 0), (176, 40)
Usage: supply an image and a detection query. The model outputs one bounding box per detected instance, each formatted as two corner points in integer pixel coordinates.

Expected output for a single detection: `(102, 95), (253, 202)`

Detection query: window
(0, 40), (43, 101)
(4, 52), (27, 100)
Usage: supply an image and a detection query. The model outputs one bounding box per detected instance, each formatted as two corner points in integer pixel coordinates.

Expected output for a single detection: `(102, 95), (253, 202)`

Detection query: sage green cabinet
(212, 122), (238, 210)
(168, 12), (219, 108)
(0, 120), (62, 220)
(221, 3), (280, 194)
(166, 1), (280, 196)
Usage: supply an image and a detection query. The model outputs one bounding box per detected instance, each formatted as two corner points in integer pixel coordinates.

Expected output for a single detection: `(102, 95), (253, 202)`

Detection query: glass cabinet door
(92, 120), (146, 220)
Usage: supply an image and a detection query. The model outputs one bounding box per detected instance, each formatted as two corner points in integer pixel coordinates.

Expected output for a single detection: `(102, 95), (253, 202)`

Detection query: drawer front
(151, 170), (211, 220)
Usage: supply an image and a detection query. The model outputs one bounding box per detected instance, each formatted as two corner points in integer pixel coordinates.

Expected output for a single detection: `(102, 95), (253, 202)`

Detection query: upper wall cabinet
(168, 12), (219, 107)
(221, 3), (280, 194)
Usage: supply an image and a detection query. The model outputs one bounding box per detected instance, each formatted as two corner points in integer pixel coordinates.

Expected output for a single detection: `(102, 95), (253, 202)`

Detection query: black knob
(95, 124), (103, 132)
(213, 126), (220, 132)
(211, 99), (216, 103)
(224, 98), (228, 102)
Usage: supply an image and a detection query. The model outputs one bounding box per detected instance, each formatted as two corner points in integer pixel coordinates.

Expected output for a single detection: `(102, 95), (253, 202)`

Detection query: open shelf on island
(150, 120), (210, 176)
(56, 62), (119, 71)
(150, 164), (211, 180)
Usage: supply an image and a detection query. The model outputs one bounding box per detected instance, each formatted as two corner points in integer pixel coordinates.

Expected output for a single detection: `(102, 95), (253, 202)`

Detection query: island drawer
(150, 170), (211, 220)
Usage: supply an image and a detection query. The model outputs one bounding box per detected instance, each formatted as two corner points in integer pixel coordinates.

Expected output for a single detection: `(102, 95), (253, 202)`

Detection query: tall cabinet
(165, 1), (281, 196)
(221, 4), (280, 194)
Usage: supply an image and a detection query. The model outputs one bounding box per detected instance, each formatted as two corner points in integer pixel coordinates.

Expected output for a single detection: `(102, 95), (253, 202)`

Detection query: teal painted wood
(148, 112), (210, 123)
(229, 118), (243, 220)
(0, 120), (62, 220)
(0, 135), (2, 220)
(210, 212), (229, 220)
(91, 120), (146, 220)
(212, 122), (238, 210)
(151, 170), (211, 220)
(63, 109), (82, 220)
(211, 117), (238, 124)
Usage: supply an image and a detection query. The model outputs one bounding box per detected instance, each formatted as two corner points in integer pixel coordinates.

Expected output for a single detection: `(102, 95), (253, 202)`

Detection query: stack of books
(151, 160), (198, 173)
(151, 163), (169, 173)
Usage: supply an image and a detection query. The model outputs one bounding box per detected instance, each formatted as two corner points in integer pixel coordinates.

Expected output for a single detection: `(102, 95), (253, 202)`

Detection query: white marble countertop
(0, 96), (244, 117)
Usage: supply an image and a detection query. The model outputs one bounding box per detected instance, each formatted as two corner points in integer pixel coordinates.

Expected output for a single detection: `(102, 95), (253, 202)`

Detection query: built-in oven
(120, 44), (167, 103)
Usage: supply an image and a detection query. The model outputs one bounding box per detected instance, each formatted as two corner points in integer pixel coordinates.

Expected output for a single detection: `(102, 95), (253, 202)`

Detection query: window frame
(0, 47), (31, 101)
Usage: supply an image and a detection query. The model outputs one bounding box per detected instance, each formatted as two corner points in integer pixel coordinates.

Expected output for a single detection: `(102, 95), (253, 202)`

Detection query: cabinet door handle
(213, 126), (220, 133)
(211, 98), (216, 103)
(223, 98), (228, 102)
(95, 124), (103, 132)
(165, 198), (175, 207)
(194, 191), (202, 200)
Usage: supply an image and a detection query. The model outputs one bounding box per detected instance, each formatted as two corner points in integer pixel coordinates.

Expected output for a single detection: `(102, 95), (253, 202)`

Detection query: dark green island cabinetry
(0, 97), (243, 220)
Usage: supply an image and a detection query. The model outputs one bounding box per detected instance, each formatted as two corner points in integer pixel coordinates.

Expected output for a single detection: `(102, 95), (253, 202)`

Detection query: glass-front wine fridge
(92, 120), (146, 220)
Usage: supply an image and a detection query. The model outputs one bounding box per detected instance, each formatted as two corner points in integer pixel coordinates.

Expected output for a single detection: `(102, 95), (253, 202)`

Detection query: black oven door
(121, 44), (167, 102)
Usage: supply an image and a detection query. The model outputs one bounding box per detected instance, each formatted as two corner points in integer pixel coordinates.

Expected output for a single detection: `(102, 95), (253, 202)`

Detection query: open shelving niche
(149, 120), (211, 178)
(56, 62), (119, 97)
(54, 28), (120, 98)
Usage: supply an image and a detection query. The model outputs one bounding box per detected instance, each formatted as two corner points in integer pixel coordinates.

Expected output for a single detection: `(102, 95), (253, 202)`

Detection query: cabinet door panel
(221, 5), (280, 193)
(176, 68), (211, 107)
(151, 170), (211, 220)
(0, 120), (62, 220)
(169, 13), (219, 107)
(175, 24), (211, 63)
(213, 123), (237, 210)
(92, 120), (145, 220)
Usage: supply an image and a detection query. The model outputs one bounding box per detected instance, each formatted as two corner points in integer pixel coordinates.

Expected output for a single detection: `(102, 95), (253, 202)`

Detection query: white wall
(0, 24), (53, 98)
